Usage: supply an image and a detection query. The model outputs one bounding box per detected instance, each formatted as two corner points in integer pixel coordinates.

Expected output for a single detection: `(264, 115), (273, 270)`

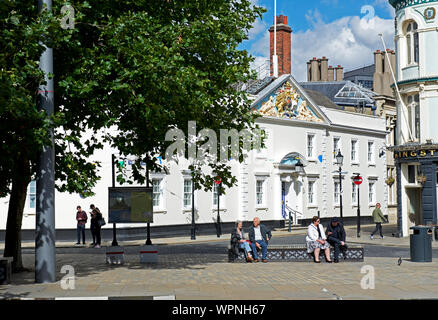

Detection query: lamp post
(217, 182), (222, 238)
(336, 151), (344, 223)
(191, 175), (196, 240)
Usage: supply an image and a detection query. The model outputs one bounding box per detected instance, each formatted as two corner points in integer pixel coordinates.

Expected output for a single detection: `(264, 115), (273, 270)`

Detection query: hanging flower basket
(417, 175), (427, 185)
(385, 176), (395, 186)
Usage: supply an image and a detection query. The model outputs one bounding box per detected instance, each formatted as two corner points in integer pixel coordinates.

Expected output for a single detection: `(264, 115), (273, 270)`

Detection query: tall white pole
(273, 0), (278, 77)
(378, 33), (414, 142)
(36, 0), (56, 283)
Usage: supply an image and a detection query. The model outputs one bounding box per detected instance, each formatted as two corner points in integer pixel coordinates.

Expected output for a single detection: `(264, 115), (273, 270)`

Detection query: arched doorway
(279, 153), (307, 221)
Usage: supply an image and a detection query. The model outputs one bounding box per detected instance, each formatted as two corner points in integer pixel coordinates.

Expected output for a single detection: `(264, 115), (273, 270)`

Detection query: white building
(0, 74), (388, 237)
(389, 0), (438, 236)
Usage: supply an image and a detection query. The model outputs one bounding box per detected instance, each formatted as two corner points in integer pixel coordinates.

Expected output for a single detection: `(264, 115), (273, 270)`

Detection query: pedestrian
(248, 217), (272, 263)
(90, 204), (102, 248)
(326, 217), (348, 263)
(370, 203), (388, 240)
(230, 220), (254, 263)
(306, 216), (332, 263)
(76, 205), (87, 245)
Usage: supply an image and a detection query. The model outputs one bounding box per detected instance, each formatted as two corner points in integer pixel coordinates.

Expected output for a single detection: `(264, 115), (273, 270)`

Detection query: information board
(108, 187), (153, 223)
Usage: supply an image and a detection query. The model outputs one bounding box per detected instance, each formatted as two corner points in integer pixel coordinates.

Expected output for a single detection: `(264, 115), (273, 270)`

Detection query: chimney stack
(335, 65), (344, 81)
(320, 57), (329, 81)
(310, 57), (320, 81)
(307, 57), (331, 82)
(328, 65), (335, 81)
(373, 49), (396, 96)
(269, 15), (292, 77)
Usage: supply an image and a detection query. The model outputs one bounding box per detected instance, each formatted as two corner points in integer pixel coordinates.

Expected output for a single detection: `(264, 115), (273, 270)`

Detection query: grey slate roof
(303, 89), (342, 110)
(344, 64), (375, 79)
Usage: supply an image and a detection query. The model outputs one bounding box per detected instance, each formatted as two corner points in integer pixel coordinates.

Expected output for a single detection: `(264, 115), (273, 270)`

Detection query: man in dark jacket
(326, 217), (348, 263)
(248, 217), (272, 263)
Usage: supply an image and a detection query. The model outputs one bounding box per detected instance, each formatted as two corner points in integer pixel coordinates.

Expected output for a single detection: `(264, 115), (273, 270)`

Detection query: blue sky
(244, 0), (396, 81)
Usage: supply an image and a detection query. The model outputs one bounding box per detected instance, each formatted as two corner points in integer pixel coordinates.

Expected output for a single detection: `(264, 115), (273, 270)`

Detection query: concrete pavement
(1, 224), (438, 300)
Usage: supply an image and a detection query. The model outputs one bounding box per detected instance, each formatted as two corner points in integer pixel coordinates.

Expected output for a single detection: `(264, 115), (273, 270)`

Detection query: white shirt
(254, 226), (263, 241)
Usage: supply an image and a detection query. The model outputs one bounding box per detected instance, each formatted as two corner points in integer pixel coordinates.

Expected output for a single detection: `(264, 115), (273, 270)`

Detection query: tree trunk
(4, 158), (30, 272)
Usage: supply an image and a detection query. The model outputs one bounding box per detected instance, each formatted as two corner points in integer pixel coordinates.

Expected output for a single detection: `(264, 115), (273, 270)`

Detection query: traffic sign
(353, 175), (363, 185)
(214, 177), (222, 185)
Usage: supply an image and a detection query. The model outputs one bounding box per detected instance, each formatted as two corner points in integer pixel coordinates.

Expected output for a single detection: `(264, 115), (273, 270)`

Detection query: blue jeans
(250, 240), (268, 260)
(239, 242), (252, 258)
(77, 224), (86, 244)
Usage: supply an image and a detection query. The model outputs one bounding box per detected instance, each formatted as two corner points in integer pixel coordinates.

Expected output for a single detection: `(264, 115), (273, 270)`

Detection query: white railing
(285, 204), (304, 225)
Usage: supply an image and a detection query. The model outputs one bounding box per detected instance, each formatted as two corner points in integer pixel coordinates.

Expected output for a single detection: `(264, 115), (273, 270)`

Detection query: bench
(0, 257), (13, 285)
(228, 244), (364, 262)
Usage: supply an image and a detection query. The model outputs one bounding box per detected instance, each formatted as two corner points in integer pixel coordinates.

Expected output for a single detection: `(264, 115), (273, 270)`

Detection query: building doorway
(281, 178), (303, 220)
(406, 187), (422, 227)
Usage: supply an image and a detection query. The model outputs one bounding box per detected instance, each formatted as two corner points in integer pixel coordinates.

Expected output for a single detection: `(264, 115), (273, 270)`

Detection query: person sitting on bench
(306, 216), (332, 263)
(231, 220), (254, 263)
(248, 217), (272, 263)
(326, 217), (348, 263)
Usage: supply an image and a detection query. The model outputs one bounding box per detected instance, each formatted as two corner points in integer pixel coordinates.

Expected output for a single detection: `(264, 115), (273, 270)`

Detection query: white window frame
(212, 183), (226, 208)
(183, 179), (193, 209)
(256, 127), (270, 159)
(405, 21), (419, 66)
(152, 178), (164, 210)
(367, 141), (375, 165)
(256, 178), (266, 207)
(351, 139), (359, 164)
(307, 133), (316, 160)
(333, 137), (341, 162)
(352, 182), (358, 206)
(334, 181), (340, 206)
(407, 94), (420, 142)
(307, 180), (317, 207)
(368, 181), (376, 206)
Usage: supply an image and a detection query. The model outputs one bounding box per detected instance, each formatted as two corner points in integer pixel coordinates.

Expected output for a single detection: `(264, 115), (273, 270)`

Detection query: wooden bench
(228, 244), (364, 262)
(0, 257), (13, 285)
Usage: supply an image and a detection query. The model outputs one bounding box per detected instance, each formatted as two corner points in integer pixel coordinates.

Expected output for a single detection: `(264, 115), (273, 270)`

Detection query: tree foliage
(0, 0), (265, 269)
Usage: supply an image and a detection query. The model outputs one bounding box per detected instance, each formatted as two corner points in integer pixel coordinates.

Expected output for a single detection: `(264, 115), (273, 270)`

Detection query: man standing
(248, 217), (272, 263)
(326, 217), (348, 263)
(370, 203), (387, 240)
(76, 205), (87, 245)
(90, 204), (102, 248)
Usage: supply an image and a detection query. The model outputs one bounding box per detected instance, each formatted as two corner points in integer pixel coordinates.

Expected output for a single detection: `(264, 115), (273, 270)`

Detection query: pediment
(251, 76), (328, 124)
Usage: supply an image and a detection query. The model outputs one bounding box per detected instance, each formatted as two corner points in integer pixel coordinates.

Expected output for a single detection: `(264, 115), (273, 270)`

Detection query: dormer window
(405, 21), (419, 65)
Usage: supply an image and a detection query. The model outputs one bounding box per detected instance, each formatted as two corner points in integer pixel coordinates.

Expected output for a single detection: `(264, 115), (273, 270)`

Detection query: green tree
(1, 0), (265, 271)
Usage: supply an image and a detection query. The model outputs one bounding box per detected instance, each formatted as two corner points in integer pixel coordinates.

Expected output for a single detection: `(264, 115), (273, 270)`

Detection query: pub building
(389, 0), (438, 236)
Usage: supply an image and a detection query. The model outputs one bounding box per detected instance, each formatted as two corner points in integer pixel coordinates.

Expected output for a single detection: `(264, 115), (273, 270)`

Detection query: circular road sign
(353, 175), (363, 185)
(214, 177), (222, 185)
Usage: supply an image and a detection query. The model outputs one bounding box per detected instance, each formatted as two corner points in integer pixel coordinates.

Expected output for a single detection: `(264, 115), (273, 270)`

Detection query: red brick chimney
(269, 15), (292, 77)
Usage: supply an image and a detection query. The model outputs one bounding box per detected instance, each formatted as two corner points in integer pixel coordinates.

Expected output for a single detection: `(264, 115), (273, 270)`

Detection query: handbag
(97, 217), (106, 227)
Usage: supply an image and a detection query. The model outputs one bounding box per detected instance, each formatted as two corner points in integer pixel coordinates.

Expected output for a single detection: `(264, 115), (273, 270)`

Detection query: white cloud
(248, 6), (396, 82)
(289, 14), (395, 81)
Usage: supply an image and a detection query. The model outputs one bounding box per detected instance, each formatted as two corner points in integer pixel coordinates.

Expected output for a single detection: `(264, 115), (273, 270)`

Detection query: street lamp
(336, 151), (344, 222)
